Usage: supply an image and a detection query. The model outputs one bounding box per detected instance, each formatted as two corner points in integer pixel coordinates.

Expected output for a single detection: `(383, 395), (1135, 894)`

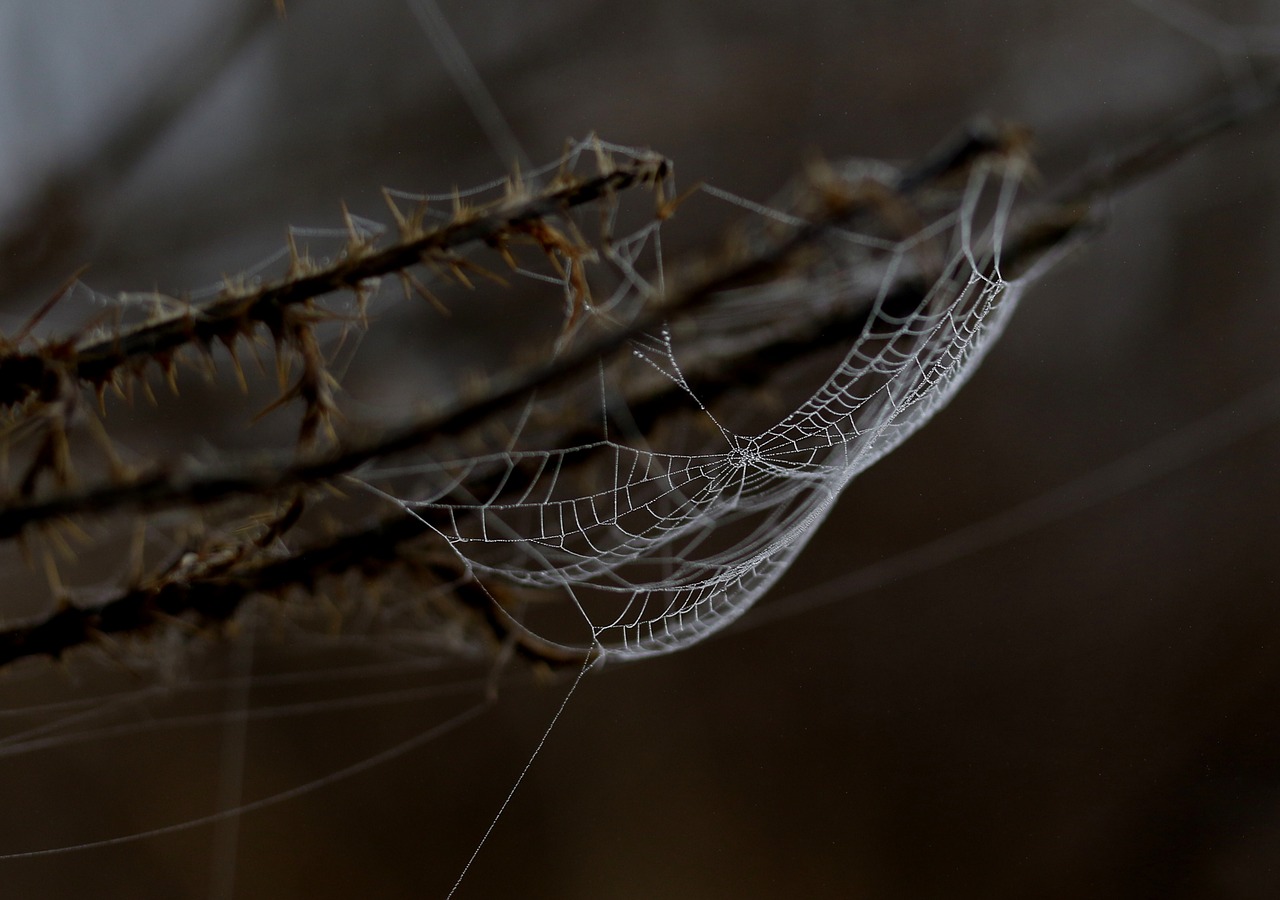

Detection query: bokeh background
(1, 1), (1279, 897)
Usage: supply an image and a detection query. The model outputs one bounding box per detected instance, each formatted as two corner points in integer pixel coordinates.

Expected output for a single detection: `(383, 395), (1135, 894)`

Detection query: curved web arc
(358, 154), (1031, 660)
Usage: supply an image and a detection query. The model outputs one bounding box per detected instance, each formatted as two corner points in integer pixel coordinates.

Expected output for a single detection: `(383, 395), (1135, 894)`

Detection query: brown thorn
(285, 229), (306, 279)
(493, 237), (520, 272)
(591, 133), (614, 177)
(245, 333), (271, 378)
(223, 338), (249, 393)
(455, 257), (509, 288)
(161, 356), (180, 395)
(219, 272), (243, 299)
(381, 187), (408, 231)
(405, 272), (450, 316)
(196, 340), (218, 383)
(14, 264), (90, 347)
(339, 200), (364, 251)
(448, 259), (476, 291)
(274, 339), (292, 392)
(657, 180), (703, 221)
(508, 158), (525, 199)
(41, 525), (75, 576)
(41, 548), (69, 607)
(83, 404), (130, 482)
(351, 283), (371, 326)
(58, 515), (91, 548)
(556, 135), (578, 183)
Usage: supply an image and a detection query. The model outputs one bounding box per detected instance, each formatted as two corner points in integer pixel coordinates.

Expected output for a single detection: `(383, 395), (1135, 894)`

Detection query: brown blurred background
(1, 0), (1279, 897)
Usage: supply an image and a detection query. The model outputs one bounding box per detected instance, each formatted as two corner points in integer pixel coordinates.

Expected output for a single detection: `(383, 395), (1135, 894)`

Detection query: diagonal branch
(0, 152), (670, 408)
(0, 503), (590, 670)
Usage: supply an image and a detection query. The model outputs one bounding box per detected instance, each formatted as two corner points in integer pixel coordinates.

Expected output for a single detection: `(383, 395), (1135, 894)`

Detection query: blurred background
(1, 0), (1279, 897)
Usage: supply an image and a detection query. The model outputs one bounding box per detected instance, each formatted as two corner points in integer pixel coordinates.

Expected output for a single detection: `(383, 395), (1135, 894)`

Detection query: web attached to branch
(359, 137), (1035, 661)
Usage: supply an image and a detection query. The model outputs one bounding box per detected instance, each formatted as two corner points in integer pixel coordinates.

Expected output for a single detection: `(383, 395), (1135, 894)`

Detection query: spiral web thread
(353, 143), (1031, 662)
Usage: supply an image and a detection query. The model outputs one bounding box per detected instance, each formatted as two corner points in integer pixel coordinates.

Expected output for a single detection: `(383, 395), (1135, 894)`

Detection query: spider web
(358, 141), (1033, 660)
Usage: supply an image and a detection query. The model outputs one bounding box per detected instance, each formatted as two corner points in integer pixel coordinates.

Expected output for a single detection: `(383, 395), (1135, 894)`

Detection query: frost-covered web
(359, 143), (1034, 661)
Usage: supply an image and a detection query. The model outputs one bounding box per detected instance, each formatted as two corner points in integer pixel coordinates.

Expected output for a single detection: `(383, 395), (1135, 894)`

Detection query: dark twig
(0, 154), (669, 408)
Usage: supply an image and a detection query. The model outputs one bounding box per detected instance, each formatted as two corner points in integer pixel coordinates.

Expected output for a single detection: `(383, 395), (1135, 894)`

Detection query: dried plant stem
(0, 153), (669, 408)
(0, 503), (589, 670)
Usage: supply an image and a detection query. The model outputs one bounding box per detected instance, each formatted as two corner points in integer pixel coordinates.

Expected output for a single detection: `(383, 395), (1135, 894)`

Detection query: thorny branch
(0, 151), (671, 408)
